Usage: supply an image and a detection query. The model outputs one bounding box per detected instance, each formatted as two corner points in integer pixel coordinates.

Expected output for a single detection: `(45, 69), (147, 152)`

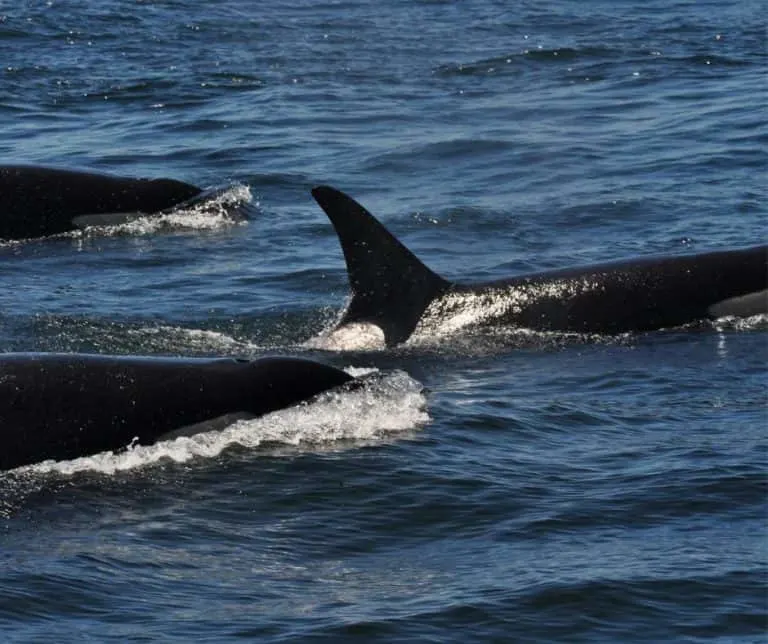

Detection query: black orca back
(0, 166), (202, 239)
(0, 354), (354, 471)
(312, 186), (767, 345)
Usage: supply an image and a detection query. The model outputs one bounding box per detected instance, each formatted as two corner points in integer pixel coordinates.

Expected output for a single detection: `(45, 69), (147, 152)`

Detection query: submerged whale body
(0, 165), (204, 240)
(311, 186), (768, 347)
(0, 353), (354, 471)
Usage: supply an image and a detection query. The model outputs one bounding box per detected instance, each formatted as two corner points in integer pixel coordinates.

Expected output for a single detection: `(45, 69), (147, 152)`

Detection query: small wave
(126, 324), (265, 354)
(82, 184), (252, 237)
(434, 46), (614, 78)
(679, 54), (752, 68)
(12, 369), (427, 477)
(15, 317), (265, 356)
(712, 313), (768, 332)
(13, 310), (336, 356)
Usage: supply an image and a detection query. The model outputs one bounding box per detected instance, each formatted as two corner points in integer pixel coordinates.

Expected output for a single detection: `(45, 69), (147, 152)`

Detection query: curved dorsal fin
(312, 186), (450, 346)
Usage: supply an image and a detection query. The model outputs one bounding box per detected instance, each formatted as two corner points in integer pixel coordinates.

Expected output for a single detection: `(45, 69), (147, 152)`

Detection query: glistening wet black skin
(0, 354), (355, 471)
(311, 185), (767, 347)
(0, 165), (204, 240)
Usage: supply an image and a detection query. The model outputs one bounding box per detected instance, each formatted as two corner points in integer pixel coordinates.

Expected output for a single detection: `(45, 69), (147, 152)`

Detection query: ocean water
(0, 0), (766, 641)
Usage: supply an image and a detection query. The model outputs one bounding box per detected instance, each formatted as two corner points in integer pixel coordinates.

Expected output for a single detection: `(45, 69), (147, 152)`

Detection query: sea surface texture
(0, 1), (766, 642)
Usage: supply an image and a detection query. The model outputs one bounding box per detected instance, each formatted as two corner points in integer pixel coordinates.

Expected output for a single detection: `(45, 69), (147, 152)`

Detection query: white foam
(21, 369), (428, 476)
(305, 281), (601, 352)
(712, 313), (768, 332)
(128, 325), (264, 353)
(305, 321), (387, 351)
(95, 184), (252, 236)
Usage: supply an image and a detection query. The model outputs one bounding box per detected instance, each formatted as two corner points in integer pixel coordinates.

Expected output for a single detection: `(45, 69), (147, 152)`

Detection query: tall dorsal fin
(312, 186), (450, 346)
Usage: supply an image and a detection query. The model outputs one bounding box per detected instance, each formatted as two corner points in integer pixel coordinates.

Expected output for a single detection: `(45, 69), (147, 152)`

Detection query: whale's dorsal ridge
(312, 186), (450, 346)
(312, 186), (767, 347)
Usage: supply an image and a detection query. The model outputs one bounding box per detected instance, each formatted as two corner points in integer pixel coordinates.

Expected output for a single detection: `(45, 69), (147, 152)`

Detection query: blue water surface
(0, 1), (766, 642)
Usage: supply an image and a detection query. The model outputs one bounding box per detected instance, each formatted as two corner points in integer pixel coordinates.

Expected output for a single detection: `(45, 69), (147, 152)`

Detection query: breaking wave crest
(86, 183), (252, 236)
(713, 313), (768, 332)
(9, 368), (427, 478)
(0, 184), (252, 247)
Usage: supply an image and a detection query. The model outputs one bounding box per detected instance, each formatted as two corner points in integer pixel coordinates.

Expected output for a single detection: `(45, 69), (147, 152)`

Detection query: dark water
(1, 1), (766, 641)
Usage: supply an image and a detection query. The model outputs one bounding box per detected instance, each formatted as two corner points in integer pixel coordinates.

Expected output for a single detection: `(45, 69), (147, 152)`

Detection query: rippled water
(0, 1), (766, 642)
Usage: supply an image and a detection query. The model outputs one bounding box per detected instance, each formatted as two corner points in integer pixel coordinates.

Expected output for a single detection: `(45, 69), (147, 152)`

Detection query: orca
(0, 353), (355, 471)
(311, 186), (768, 347)
(0, 165), (204, 240)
